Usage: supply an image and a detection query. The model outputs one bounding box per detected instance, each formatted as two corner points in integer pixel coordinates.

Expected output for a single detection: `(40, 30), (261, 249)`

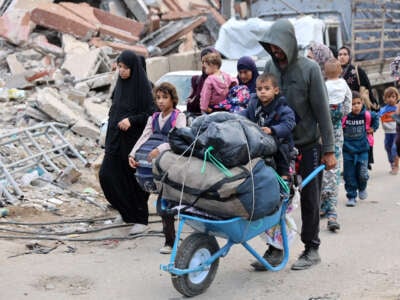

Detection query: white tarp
(215, 16), (325, 59)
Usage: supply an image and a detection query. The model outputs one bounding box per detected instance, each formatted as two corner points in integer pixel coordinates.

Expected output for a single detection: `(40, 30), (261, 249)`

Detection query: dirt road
(1, 129), (399, 300)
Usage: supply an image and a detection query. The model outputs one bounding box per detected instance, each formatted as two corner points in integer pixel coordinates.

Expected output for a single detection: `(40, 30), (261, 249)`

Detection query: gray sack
(153, 151), (281, 220)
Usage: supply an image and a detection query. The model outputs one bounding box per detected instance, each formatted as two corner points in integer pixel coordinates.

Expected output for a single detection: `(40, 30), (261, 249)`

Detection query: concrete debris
(83, 98), (109, 126)
(61, 47), (111, 81)
(6, 53), (26, 75)
(0, 0), (234, 219)
(56, 166), (82, 186)
(35, 88), (79, 125)
(71, 119), (100, 140)
(31, 3), (98, 41)
(123, 0), (149, 23)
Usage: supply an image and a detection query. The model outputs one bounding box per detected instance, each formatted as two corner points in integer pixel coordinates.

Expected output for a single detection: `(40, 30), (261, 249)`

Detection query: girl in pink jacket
(200, 52), (237, 113)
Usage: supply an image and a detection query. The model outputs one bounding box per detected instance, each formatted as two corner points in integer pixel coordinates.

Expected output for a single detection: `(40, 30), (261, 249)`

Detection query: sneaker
(358, 190), (368, 200)
(128, 224), (149, 235)
(113, 215), (124, 224)
(346, 198), (356, 207)
(159, 244), (172, 254)
(291, 248), (321, 270)
(327, 218), (340, 232)
(390, 166), (399, 175)
(250, 246), (283, 271)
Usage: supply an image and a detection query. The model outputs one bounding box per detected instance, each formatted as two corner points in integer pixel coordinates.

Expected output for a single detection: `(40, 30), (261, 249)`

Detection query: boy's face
(155, 90), (173, 112)
(385, 93), (398, 106)
(256, 79), (279, 105)
(352, 97), (363, 115)
(118, 62), (131, 79)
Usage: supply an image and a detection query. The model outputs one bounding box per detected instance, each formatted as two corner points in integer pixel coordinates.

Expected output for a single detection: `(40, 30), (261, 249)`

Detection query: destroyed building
(0, 0), (253, 212)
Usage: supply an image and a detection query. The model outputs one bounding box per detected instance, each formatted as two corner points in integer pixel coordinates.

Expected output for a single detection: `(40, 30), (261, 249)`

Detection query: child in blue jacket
(240, 73), (296, 179)
(342, 91), (378, 206)
(240, 72), (296, 270)
(379, 87), (399, 174)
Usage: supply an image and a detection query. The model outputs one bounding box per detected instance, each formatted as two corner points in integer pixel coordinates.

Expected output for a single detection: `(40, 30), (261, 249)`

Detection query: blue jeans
(384, 133), (397, 165)
(343, 156), (369, 199)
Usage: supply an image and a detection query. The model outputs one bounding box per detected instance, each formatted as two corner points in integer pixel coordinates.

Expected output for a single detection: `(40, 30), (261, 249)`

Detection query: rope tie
(271, 168), (290, 194)
(201, 146), (233, 177)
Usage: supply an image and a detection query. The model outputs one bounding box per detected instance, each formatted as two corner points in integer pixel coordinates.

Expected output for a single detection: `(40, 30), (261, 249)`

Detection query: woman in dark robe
(236, 56), (259, 94)
(338, 46), (379, 109)
(99, 50), (155, 235)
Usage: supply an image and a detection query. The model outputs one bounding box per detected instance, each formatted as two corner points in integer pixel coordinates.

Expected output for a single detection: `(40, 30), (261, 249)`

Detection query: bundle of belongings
(153, 112), (282, 220)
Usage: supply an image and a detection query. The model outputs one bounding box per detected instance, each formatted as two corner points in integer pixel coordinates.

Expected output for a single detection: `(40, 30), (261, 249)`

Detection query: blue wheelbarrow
(160, 165), (325, 297)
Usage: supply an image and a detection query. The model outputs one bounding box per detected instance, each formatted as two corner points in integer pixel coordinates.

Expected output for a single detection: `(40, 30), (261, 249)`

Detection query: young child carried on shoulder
(200, 52), (238, 114)
(320, 58), (352, 232)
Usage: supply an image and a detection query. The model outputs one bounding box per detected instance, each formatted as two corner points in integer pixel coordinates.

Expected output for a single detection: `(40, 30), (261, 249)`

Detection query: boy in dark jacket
(240, 73), (296, 179)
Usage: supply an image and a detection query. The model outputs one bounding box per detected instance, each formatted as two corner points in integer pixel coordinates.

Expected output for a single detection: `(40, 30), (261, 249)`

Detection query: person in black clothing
(338, 46), (379, 109)
(99, 50), (155, 235)
(257, 19), (336, 271)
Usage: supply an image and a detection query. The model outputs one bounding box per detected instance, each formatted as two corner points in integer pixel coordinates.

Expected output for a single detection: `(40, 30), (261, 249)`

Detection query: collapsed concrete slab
(25, 105), (52, 122)
(93, 7), (144, 38)
(89, 37), (149, 57)
(62, 34), (90, 55)
(122, 0), (149, 23)
(71, 118), (100, 140)
(83, 98), (109, 126)
(0, 0), (55, 45)
(140, 16), (206, 49)
(30, 3), (97, 40)
(6, 53), (26, 75)
(61, 48), (111, 81)
(0, 10), (32, 46)
(77, 72), (115, 90)
(30, 34), (63, 57)
(35, 87), (79, 125)
(60, 2), (143, 42)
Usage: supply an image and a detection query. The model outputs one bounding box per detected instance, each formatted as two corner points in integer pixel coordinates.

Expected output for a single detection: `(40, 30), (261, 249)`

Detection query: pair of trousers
(384, 133), (397, 165)
(343, 155), (369, 199)
(297, 144), (322, 249)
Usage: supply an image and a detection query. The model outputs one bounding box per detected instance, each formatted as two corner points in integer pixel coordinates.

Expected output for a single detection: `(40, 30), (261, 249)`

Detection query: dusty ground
(0, 129), (400, 300)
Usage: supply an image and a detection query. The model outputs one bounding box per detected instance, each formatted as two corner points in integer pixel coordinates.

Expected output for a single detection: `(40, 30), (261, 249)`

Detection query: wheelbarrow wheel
(172, 232), (220, 297)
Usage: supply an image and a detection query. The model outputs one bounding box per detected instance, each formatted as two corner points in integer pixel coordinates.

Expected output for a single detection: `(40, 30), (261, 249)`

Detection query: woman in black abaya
(99, 50), (154, 235)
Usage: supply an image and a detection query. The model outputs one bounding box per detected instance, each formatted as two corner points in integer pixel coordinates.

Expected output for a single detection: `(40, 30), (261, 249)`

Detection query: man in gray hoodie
(252, 19), (336, 271)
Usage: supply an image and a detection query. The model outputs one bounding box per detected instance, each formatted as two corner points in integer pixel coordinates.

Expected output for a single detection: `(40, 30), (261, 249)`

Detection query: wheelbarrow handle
(300, 164), (325, 189)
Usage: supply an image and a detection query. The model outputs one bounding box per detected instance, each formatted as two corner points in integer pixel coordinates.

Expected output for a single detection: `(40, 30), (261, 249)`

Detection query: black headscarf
(106, 50), (154, 155)
(339, 46), (379, 110)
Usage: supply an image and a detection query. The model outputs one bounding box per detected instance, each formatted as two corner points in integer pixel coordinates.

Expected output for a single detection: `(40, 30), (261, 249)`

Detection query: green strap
(201, 146), (233, 177)
(271, 168), (290, 194)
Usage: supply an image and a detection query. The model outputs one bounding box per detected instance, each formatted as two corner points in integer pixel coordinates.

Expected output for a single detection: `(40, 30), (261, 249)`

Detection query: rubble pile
(0, 0), (249, 220)
(0, 0), (233, 138)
